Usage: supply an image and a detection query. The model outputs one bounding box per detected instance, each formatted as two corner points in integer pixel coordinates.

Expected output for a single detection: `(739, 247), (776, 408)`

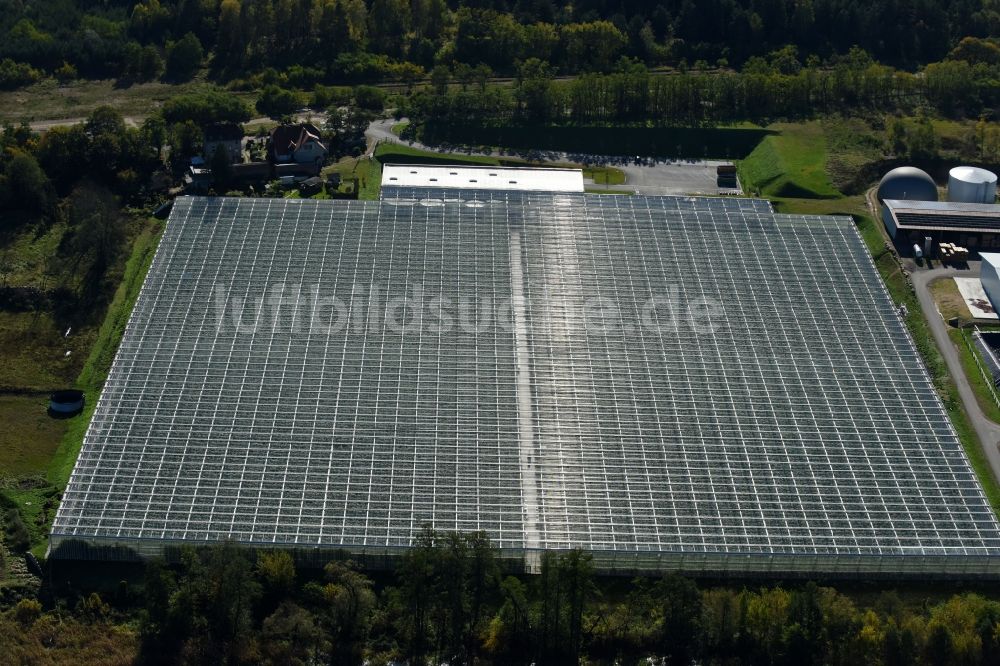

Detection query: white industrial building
(381, 164), (585, 192)
(981, 253), (1000, 310)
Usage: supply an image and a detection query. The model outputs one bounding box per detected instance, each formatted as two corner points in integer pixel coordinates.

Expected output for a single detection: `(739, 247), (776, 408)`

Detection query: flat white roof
(381, 164), (585, 192)
(951, 166), (998, 185)
(980, 252), (1000, 269)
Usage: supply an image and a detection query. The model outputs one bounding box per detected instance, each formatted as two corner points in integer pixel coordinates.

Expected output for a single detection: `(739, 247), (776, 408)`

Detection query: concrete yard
(955, 277), (999, 320)
(611, 159), (742, 196)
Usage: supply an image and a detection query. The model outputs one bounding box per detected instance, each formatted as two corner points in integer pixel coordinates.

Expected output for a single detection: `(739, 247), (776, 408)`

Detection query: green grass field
(0, 394), (66, 479)
(583, 166), (626, 186)
(0, 310), (96, 390)
(822, 117), (886, 194)
(356, 156), (382, 199)
(584, 187), (633, 194)
(738, 122), (841, 199)
(769, 195), (868, 217)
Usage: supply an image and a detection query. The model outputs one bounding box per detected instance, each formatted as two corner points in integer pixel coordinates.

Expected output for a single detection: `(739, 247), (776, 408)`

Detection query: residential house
(203, 123), (243, 164)
(269, 123), (328, 173)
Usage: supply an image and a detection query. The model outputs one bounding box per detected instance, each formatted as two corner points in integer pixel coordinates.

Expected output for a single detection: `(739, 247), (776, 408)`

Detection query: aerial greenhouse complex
(50, 193), (1000, 577)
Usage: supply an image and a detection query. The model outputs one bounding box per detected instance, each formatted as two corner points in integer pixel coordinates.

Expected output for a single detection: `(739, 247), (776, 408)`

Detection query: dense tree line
(5, 533), (1000, 664)
(0, 0), (993, 87)
(402, 42), (1000, 130)
(0, 106), (166, 294)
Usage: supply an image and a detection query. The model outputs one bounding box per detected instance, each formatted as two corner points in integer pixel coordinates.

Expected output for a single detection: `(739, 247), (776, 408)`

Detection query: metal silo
(948, 166), (998, 204)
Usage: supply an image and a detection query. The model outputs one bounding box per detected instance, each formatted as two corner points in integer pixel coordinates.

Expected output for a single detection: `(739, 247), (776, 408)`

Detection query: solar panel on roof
(884, 199), (1000, 233)
(894, 212), (1000, 231)
(50, 195), (1000, 576)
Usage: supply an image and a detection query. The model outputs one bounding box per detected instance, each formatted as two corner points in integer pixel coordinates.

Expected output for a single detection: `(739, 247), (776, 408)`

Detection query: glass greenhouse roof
(380, 187), (775, 213)
(51, 195), (1000, 575)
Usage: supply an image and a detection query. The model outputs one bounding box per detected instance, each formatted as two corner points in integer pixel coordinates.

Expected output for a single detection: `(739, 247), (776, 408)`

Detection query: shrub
(54, 61), (77, 83)
(12, 598), (42, 627)
(354, 85), (386, 111)
(162, 89), (252, 125)
(3, 508), (30, 553)
(312, 84), (352, 110)
(255, 85), (304, 118)
(0, 58), (42, 90)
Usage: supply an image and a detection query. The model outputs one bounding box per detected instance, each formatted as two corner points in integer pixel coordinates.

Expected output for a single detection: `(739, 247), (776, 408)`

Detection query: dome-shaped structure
(948, 166), (997, 204)
(877, 167), (939, 202)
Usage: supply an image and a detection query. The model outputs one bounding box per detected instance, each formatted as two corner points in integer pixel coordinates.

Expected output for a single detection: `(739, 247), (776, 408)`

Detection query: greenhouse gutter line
(509, 227), (542, 573)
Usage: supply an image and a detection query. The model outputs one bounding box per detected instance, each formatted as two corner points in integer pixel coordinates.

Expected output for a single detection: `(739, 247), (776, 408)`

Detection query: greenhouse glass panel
(51, 195), (1000, 577)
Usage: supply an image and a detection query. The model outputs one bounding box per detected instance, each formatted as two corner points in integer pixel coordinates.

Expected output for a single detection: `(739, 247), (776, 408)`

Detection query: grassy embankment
(740, 121), (1000, 514)
(738, 122), (841, 199)
(951, 328), (1000, 424)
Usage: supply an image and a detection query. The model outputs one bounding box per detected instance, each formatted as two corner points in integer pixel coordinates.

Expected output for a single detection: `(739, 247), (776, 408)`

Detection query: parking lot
(587, 159), (742, 196)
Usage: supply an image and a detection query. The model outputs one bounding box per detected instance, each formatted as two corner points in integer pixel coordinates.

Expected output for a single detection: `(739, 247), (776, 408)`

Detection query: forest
(0, 0), (995, 90)
(4, 532), (1000, 665)
(401, 47), (999, 131)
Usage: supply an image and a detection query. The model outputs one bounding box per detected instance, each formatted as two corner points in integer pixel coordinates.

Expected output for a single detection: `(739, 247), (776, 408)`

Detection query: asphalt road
(910, 264), (1000, 483)
(365, 118), (738, 195)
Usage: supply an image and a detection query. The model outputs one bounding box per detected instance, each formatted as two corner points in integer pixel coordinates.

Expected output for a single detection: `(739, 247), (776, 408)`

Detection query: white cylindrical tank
(948, 166), (998, 203)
